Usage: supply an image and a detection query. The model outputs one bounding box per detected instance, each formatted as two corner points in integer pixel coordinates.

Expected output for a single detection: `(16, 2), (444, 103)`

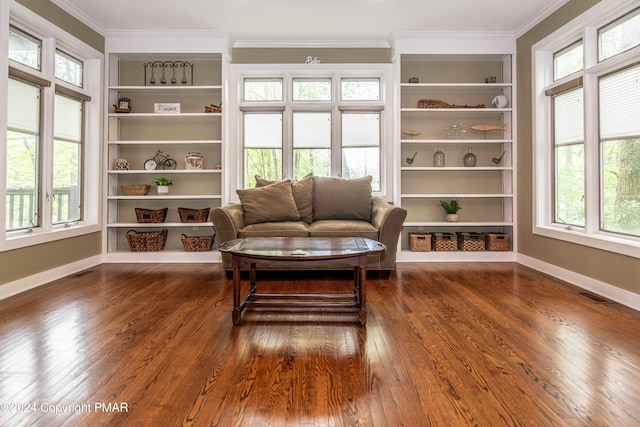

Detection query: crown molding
(50, 0), (106, 35)
(515, 0), (570, 38)
(232, 39), (391, 49)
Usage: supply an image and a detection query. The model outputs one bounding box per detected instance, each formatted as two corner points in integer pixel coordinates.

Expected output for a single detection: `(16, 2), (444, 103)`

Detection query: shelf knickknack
(143, 61), (194, 86)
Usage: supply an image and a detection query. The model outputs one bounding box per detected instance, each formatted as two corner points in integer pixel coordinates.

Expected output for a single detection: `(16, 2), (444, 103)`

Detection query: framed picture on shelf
(154, 103), (181, 114)
(113, 97), (131, 113)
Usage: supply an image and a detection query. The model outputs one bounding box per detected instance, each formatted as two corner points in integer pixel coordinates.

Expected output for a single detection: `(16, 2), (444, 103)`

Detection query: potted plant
(152, 177), (173, 195)
(439, 199), (461, 222)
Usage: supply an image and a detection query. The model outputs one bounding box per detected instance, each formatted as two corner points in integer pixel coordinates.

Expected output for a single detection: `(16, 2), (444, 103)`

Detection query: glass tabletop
(218, 237), (385, 259)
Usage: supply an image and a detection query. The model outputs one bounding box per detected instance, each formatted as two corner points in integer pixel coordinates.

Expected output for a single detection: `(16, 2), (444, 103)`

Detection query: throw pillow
(255, 173), (314, 223)
(313, 175), (372, 221)
(236, 180), (300, 226)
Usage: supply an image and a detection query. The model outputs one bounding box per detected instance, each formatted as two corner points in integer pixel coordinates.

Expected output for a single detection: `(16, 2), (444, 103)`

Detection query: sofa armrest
(371, 196), (407, 253)
(211, 203), (244, 243)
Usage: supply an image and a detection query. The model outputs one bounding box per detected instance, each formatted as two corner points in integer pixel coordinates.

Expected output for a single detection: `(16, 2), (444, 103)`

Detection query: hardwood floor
(1, 262), (639, 426)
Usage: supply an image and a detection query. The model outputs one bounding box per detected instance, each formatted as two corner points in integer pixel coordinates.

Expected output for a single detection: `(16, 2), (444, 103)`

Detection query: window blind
(599, 63), (640, 140)
(7, 78), (40, 135)
(293, 112), (331, 148)
(54, 94), (83, 142)
(244, 113), (282, 148)
(553, 87), (584, 146)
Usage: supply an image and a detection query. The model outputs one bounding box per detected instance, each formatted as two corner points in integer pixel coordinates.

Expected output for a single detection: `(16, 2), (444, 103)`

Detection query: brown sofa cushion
(309, 220), (378, 240)
(236, 180), (300, 226)
(238, 221), (310, 238)
(313, 176), (372, 222)
(255, 173), (314, 223)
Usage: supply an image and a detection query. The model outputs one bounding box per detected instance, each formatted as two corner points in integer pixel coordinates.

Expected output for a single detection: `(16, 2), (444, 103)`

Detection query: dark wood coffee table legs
(230, 254), (368, 326)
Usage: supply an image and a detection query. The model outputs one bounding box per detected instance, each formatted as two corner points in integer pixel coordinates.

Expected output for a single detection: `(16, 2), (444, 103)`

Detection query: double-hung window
(236, 67), (389, 192)
(2, 5), (102, 251)
(533, 1), (640, 258)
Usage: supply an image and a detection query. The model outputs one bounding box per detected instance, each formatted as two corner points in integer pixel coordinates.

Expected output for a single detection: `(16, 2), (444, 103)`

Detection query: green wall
(16, 0), (103, 53)
(516, 0), (640, 295)
(232, 48), (392, 64)
(1, 1), (104, 287)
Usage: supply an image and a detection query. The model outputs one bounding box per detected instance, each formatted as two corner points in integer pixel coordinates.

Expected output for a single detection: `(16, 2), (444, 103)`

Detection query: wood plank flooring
(1, 262), (639, 426)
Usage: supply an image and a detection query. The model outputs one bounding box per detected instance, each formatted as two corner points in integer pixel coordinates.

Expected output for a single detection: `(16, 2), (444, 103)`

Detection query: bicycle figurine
(143, 150), (177, 170)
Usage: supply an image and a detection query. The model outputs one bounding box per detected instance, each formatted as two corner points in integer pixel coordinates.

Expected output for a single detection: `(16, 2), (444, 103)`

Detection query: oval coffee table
(218, 237), (386, 326)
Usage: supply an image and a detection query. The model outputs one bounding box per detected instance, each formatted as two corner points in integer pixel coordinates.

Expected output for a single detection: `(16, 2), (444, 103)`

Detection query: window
(55, 50), (83, 87)
(293, 112), (331, 179)
(237, 71), (387, 192)
(243, 112), (283, 184)
(599, 7), (640, 61)
(6, 78), (41, 231)
(2, 4), (102, 251)
(533, 1), (640, 258)
(53, 94), (83, 224)
(8, 26), (40, 70)
(599, 64), (640, 236)
(552, 86), (585, 227)
(554, 41), (583, 80)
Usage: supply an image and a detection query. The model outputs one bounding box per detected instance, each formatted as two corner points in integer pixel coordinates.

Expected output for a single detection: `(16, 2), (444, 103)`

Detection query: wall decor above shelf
(109, 85), (222, 92)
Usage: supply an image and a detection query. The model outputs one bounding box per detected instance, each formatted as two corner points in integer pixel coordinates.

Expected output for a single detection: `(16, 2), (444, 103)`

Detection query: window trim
(229, 63), (393, 201)
(532, 0), (640, 259)
(1, 2), (103, 252)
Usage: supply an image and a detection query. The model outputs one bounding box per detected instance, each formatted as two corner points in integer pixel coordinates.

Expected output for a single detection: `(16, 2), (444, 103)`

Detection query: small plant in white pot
(439, 199), (461, 222)
(152, 177), (173, 195)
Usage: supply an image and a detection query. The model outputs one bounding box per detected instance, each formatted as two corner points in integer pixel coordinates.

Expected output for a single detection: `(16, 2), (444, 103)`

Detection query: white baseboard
(0, 255), (103, 301)
(517, 254), (640, 312)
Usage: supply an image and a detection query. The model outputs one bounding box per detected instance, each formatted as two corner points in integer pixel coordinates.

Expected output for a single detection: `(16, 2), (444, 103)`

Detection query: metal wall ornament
(143, 61), (194, 86)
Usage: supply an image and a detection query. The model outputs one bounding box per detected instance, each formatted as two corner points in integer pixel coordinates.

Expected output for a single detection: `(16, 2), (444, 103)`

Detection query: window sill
(1, 223), (101, 252)
(533, 224), (640, 259)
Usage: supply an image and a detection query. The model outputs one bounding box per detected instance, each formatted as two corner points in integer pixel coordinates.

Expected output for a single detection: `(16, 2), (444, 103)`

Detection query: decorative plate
(492, 95), (508, 108)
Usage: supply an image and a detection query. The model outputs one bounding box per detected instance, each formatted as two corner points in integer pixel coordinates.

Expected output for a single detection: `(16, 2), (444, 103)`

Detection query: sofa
(211, 175), (407, 277)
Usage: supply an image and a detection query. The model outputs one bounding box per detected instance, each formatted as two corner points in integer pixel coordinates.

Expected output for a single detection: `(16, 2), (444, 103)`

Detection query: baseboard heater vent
(577, 291), (611, 304)
(69, 270), (95, 278)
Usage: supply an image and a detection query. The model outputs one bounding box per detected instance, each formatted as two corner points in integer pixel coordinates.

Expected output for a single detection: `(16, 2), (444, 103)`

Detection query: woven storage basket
(409, 233), (432, 251)
(433, 233), (457, 251)
(126, 229), (168, 252)
(457, 232), (486, 251)
(181, 234), (215, 252)
(120, 184), (151, 196)
(135, 207), (168, 223)
(178, 207), (210, 223)
(486, 233), (510, 251)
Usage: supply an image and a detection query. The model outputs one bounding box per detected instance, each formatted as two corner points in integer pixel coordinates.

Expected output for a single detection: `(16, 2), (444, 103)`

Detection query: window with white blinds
(239, 73), (385, 190)
(53, 94), (83, 224)
(3, 10), (102, 251)
(6, 78), (41, 230)
(553, 87), (585, 227)
(599, 64), (640, 140)
(533, 1), (640, 256)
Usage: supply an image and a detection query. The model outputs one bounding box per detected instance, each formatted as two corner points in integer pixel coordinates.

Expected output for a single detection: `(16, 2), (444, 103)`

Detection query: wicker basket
(178, 207), (210, 223)
(486, 233), (510, 251)
(181, 234), (215, 252)
(433, 233), (457, 251)
(457, 232), (486, 251)
(409, 233), (432, 251)
(135, 207), (168, 223)
(120, 185), (151, 196)
(126, 229), (168, 252)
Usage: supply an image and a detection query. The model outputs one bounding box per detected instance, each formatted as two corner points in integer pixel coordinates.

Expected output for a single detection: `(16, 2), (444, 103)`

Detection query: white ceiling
(52, 0), (568, 44)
